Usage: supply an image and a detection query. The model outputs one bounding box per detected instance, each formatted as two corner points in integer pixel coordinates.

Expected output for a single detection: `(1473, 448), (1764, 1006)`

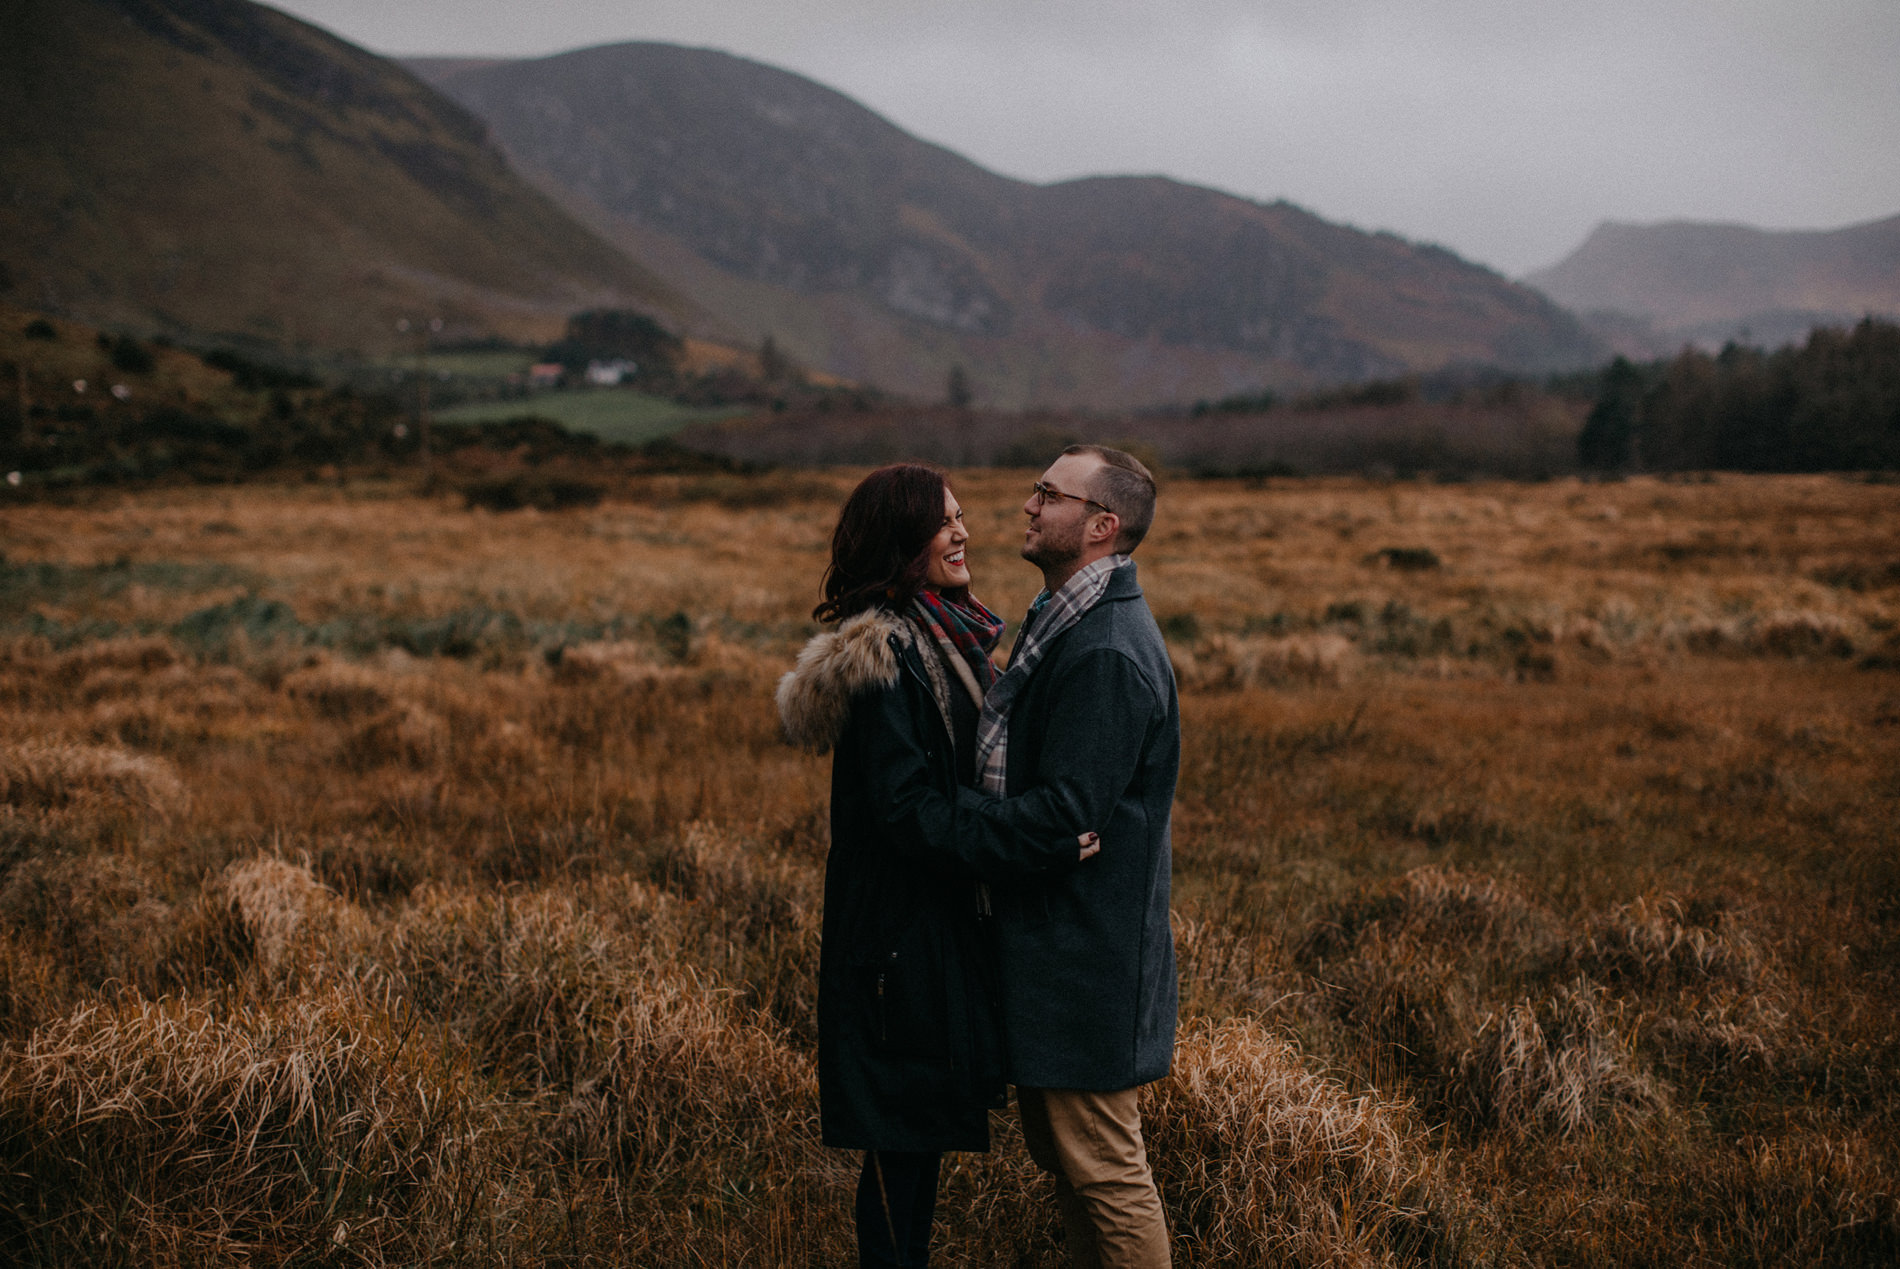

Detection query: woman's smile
(924, 488), (972, 589)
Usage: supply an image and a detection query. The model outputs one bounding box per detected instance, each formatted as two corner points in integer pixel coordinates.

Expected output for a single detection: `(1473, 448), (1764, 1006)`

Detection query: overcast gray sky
(267, 0), (1900, 277)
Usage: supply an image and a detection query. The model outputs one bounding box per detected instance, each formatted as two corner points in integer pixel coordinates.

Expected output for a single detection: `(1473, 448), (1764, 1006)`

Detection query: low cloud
(280, 0), (1900, 274)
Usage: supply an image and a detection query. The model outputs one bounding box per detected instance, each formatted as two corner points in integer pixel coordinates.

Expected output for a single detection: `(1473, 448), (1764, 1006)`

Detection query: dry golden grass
(0, 739), (185, 815)
(1, 470), (1897, 1265)
(1145, 1017), (1439, 1265)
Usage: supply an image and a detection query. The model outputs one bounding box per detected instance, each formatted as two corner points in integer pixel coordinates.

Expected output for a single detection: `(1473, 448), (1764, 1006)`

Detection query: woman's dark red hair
(814, 464), (962, 623)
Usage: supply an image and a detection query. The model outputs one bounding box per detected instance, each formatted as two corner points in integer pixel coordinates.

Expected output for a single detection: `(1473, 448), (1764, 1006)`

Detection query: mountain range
(1527, 214), (1900, 355)
(13, 0), (1886, 407)
(0, 0), (681, 353)
(408, 44), (1599, 407)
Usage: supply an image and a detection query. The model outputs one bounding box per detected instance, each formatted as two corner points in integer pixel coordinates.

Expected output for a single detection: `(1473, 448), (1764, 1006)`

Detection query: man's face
(1021, 453), (1107, 571)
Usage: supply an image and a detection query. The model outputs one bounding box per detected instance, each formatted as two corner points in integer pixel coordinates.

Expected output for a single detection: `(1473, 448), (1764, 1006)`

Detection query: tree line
(1579, 316), (1900, 472)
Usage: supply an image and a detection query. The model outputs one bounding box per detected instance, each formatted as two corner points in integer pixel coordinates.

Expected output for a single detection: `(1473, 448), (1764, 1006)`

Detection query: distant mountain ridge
(0, 0), (685, 351)
(1527, 215), (1900, 354)
(411, 45), (1599, 407)
(0, 3), (1604, 402)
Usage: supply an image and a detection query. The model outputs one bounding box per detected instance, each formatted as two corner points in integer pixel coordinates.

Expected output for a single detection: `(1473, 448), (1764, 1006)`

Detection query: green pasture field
(415, 348), (540, 380)
(435, 390), (747, 446)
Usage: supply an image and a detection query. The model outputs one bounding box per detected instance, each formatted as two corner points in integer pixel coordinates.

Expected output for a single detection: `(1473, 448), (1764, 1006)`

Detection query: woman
(777, 465), (1095, 1267)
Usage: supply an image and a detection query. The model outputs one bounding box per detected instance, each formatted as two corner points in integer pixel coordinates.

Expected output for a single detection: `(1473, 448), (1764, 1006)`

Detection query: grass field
(1, 470), (1896, 1265)
(390, 348), (540, 381)
(435, 389), (747, 446)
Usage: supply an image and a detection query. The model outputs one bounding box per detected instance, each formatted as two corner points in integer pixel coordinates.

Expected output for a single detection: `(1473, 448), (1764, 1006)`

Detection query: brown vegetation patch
(1147, 1017), (1463, 1263)
(217, 856), (353, 976)
(1173, 632), (1359, 691)
(1456, 982), (1666, 1137)
(0, 991), (483, 1265)
(281, 658), (397, 719)
(0, 741), (185, 815)
(0, 474), (1894, 1263)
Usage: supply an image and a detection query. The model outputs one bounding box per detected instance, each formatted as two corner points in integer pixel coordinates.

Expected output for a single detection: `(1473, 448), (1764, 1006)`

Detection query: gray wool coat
(941, 562), (1181, 1092)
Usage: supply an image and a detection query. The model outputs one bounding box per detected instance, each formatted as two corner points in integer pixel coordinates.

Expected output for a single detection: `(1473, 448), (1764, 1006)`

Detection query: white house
(584, 359), (637, 386)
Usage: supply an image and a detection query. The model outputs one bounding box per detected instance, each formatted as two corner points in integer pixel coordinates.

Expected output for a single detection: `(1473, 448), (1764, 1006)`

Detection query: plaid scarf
(975, 554), (1130, 795)
(910, 590), (1004, 709)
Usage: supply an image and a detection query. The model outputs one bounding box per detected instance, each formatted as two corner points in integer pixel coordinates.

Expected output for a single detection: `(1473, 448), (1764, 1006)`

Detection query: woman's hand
(1078, 831), (1101, 861)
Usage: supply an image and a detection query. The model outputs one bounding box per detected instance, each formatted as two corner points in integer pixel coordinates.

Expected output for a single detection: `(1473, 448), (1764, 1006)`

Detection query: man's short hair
(1063, 444), (1157, 552)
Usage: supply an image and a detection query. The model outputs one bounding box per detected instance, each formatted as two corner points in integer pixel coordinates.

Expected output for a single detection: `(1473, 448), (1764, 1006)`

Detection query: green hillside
(0, 300), (406, 486)
(0, 301), (749, 491)
(436, 391), (744, 446)
(0, 0), (688, 354)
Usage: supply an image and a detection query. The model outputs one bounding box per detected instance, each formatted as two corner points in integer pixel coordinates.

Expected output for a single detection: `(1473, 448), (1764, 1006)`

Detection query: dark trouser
(855, 1150), (942, 1268)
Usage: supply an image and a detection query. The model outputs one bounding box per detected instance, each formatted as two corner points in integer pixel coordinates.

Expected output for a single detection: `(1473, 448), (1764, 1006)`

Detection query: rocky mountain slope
(1527, 214), (1900, 353)
(412, 44), (1599, 407)
(0, 0), (686, 353)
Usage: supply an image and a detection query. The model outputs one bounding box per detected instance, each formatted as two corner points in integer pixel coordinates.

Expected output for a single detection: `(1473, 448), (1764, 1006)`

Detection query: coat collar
(1102, 559), (1142, 602)
(776, 608), (906, 754)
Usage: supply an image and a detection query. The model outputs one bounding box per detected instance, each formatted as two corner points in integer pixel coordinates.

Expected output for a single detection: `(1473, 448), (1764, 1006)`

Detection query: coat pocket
(871, 937), (952, 1060)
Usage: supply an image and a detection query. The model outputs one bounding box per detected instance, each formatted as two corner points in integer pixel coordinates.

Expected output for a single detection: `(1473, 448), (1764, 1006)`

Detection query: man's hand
(1078, 831), (1101, 861)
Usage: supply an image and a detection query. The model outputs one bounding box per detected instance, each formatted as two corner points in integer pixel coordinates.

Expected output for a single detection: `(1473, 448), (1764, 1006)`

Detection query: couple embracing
(778, 445), (1179, 1267)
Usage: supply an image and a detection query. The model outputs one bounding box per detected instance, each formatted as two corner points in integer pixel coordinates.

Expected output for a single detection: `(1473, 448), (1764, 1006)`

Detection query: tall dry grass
(0, 471), (1896, 1264)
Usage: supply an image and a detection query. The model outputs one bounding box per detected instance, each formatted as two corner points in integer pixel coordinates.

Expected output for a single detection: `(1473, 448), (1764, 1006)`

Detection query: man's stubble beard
(1022, 518), (1085, 575)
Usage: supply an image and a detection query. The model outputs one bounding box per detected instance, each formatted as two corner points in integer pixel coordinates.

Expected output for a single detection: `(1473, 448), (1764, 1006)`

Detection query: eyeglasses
(1030, 481), (1113, 516)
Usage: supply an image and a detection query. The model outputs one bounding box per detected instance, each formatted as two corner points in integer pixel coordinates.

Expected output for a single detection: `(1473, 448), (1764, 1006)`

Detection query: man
(947, 444), (1179, 1267)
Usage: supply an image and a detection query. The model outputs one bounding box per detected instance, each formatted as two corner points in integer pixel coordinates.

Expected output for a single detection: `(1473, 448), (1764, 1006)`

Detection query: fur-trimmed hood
(777, 609), (908, 754)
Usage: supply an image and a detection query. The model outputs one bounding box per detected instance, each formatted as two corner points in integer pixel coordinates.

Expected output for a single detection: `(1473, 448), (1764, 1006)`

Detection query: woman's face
(922, 486), (971, 590)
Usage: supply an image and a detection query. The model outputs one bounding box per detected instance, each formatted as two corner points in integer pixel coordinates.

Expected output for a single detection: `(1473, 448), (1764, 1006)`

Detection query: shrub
(102, 334), (155, 375)
(199, 349), (318, 392)
(1755, 610), (1856, 659)
(1366, 546), (1442, 571)
(461, 472), (605, 512)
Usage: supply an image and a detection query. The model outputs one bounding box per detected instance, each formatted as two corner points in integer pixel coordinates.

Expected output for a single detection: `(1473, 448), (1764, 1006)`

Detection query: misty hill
(0, 0), (686, 353)
(1527, 214), (1900, 353)
(411, 44), (1599, 408)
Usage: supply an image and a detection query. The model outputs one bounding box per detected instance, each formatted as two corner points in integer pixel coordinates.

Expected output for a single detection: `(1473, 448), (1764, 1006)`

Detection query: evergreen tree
(946, 363), (972, 409)
(1579, 318), (1900, 472)
(759, 334), (792, 384)
(1578, 356), (1645, 470)
(546, 310), (681, 376)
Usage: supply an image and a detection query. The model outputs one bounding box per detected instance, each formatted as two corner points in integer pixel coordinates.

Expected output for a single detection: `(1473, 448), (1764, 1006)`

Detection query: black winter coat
(778, 608), (1042, 1151)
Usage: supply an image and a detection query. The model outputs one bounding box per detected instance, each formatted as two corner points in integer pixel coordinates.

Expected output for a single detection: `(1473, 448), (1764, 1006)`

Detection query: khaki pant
(1017, 1086), (1170, 1268)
